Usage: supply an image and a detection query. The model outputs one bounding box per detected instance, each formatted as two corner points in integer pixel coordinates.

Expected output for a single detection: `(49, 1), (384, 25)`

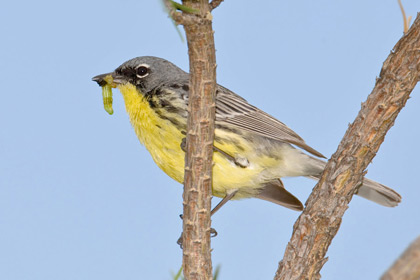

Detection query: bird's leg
(178, 138), (240, 247)
(211, 189), (238, 216)
(213, 146), (249, 168)
(177, 189), (238, 248)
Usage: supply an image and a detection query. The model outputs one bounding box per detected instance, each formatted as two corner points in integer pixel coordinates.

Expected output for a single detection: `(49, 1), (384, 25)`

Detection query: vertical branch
(168, 1), (218, 279)
(182, 8), (216, 279)
(274, 14), (420, 280)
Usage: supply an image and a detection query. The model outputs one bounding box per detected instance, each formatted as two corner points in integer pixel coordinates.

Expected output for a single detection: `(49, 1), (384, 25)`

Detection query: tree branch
(210, 0), (224, 10)
(180, 1), (217, 279)
(274, 13), (420, 280)
(381, 236), (420, 280)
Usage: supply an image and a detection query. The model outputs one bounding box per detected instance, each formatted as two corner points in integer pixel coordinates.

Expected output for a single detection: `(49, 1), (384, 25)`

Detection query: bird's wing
(215, 86), (325, 158)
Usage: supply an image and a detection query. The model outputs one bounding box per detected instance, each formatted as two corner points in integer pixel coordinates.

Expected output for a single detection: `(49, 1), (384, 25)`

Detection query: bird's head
(92, 56), (188, 94)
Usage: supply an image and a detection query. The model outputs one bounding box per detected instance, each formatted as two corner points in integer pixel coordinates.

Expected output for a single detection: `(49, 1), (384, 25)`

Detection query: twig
(210, 0), (224, 10)
(274, 13), (420, 280)
(163, 0), (200, 25)
(398, 0), (412, 33)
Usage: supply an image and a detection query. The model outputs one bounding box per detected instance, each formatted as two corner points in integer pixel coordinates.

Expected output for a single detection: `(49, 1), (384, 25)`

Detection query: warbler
(92, 56), (401, 213)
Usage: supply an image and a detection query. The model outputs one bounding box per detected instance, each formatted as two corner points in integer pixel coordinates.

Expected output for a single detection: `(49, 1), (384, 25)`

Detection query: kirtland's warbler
(93, 56), (401, 213)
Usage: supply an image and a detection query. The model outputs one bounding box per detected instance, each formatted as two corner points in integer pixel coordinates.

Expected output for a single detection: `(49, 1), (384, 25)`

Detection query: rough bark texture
(209, 0), (224, 10)
(178, 1), (217, 280)
(274, 14), (420, 280)
(381, 236), (420, 280)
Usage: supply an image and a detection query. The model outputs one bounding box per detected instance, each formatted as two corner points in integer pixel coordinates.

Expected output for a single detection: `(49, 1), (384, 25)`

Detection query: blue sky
(1, 1), (419, 279)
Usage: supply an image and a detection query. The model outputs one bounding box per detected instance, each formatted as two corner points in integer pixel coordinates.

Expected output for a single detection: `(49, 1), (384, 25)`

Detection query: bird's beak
(92, 72), (126, 87)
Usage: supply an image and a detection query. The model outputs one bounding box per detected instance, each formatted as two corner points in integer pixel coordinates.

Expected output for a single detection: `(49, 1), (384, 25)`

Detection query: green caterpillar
(102, 75), (115, 115)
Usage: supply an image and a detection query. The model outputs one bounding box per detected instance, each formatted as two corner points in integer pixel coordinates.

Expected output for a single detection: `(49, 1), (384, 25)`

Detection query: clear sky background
(1, 1), (419, 279)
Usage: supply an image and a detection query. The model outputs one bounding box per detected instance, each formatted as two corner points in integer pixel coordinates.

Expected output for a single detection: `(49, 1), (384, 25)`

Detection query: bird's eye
(136, 65), (149, 78)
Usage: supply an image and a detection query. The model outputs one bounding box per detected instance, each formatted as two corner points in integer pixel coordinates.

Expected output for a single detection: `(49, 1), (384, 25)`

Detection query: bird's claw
(176, 228), (218, 248)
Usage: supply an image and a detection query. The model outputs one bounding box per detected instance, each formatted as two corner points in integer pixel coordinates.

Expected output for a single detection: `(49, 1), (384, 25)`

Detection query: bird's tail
(305, 158), (401, 207)
(355, 178), (401, 207)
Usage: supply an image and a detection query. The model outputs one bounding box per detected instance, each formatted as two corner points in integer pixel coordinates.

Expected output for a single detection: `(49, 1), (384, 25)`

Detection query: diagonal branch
(381, 235), (420, 280)
(274, 13), (420, 280)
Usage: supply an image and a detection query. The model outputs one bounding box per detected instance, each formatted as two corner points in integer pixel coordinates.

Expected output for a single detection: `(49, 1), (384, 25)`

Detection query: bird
(92, 56), (401, 214)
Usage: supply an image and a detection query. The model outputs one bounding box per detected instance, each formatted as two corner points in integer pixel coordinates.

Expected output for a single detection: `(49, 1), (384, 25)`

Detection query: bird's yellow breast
(117, 83), (265, 199)
(118, 83), (186, 183)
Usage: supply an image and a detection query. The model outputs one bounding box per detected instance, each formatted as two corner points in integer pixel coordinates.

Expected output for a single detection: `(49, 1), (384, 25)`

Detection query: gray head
(92, 56), (189, 93)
